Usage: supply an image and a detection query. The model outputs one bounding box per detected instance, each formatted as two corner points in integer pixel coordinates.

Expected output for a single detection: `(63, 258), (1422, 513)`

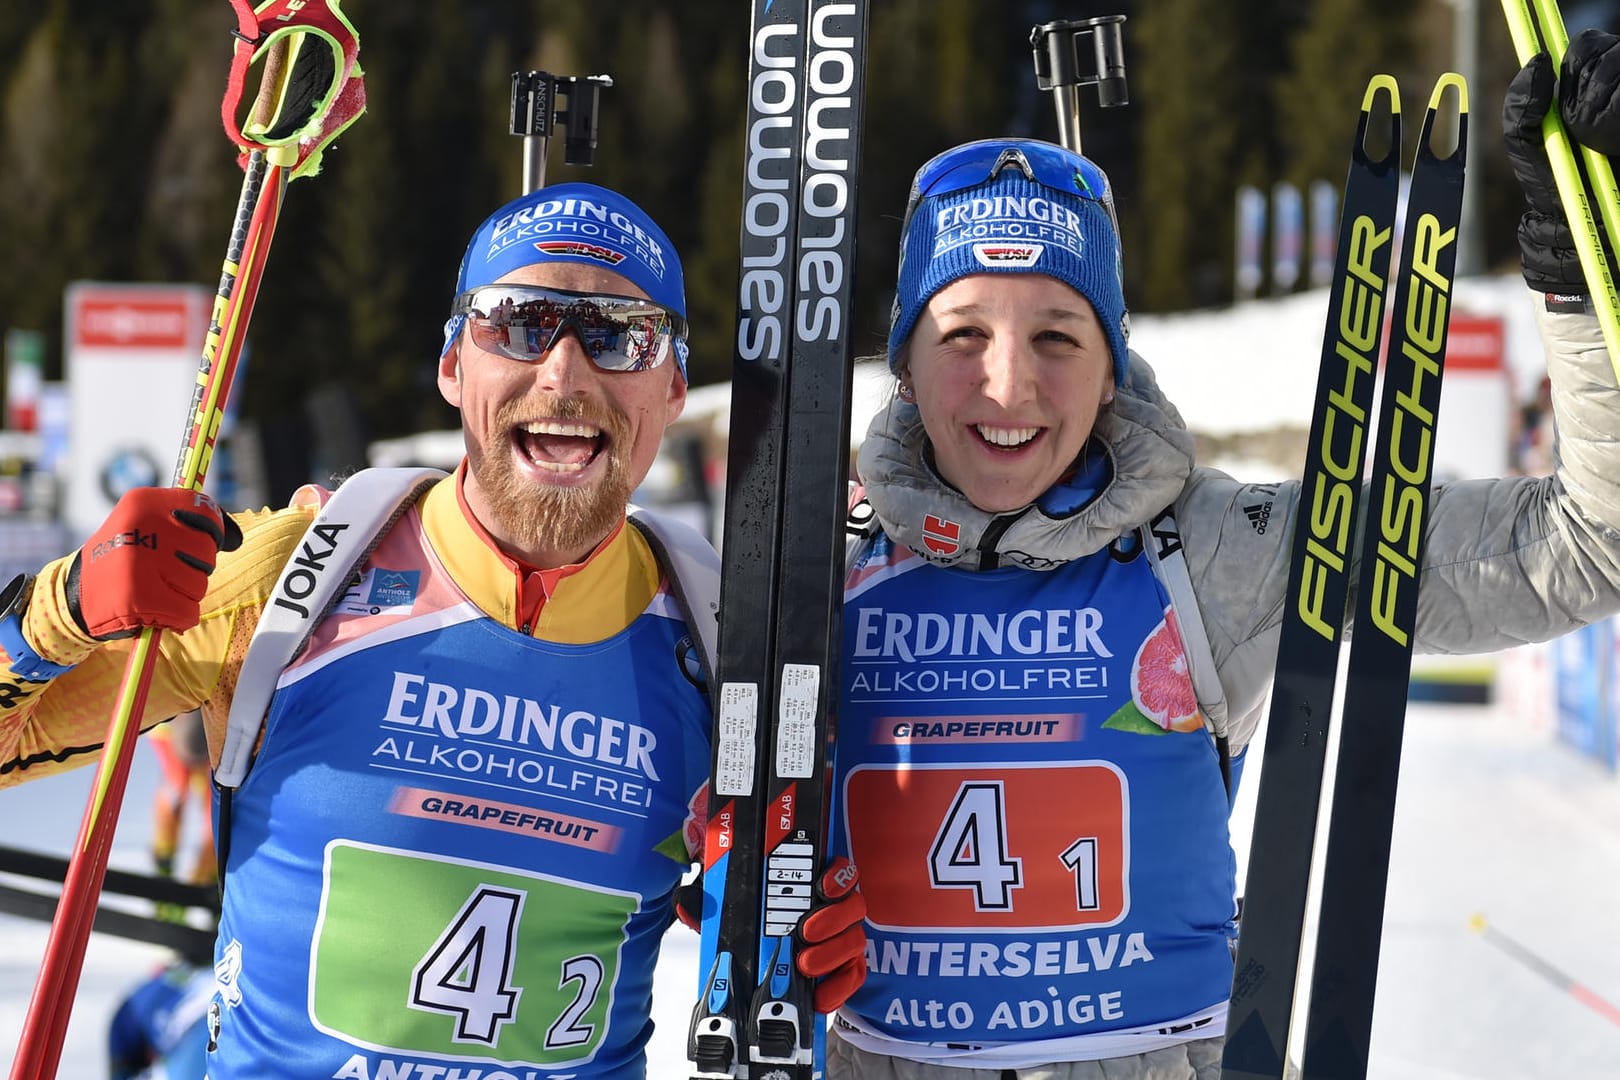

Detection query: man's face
(438, 261), (686, 567)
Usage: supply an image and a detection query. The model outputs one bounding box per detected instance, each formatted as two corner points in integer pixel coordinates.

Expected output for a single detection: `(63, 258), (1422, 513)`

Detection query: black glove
(1504, 52), (1583, 293)
(1559, 29), (1620, 155)
(1503, 29), (1620, 297)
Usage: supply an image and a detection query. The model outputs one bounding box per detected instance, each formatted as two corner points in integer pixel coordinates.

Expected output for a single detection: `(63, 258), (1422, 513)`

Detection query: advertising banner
(63, 282), (213, 540)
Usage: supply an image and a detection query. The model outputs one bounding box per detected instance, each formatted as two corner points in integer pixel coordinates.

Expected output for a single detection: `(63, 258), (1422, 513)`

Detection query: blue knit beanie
(443, 182), (689, 380)
(888, 140), (1128, 385)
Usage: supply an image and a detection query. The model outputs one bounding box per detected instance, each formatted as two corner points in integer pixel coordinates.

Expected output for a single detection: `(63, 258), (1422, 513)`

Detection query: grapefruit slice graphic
(1127, 607), (1203, 733)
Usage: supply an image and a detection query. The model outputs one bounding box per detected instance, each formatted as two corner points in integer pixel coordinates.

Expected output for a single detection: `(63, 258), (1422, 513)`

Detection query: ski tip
(1429, 71), (1468, 115)
(1468, 911), (1489, 934)
(1362, 73), (1400, 114)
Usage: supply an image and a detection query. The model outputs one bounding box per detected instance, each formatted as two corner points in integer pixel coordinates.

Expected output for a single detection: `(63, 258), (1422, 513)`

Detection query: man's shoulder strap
(216, 467), (444, 788)
(627, 506), (720, 691)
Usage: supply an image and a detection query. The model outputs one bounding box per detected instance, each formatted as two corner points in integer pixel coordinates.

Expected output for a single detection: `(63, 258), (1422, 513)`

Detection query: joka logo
(972, 242), (1044, 268)
(534, 240), (626, 265)
(1243, 501), (1272, 534)
(922, 514), (963, 556)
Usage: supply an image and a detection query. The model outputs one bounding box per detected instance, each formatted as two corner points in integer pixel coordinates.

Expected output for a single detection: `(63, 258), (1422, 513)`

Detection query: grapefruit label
(844, 760), (1129, 931)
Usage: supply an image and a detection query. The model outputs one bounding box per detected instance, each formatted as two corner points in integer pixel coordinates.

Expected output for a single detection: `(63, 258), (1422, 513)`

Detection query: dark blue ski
(1221, 74), (1402, 1080)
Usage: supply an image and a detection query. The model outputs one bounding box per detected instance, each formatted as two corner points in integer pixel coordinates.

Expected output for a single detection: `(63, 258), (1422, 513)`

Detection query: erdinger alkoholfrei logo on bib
(932, 192), (1087, 263)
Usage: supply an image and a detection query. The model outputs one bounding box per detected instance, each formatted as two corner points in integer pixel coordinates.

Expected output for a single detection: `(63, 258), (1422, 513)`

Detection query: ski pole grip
(1092, 18), (1128, 107)
(222, 0), (366, 178)
(511, 70), (555, 193)
(510, 70), (556, 137)
(1030, 15), (1128, 100)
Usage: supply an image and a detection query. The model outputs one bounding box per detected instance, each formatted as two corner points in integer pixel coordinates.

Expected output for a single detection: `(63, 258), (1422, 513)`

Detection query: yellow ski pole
(1501, 0), (1620, 381)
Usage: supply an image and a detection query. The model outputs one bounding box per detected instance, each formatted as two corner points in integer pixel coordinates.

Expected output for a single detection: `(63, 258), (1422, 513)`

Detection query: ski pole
(1501, 0), (1620, 380)
(8, 3), (364, 1076)
(1468, 913), (1620, 1029)
(509, 70), (613, 193)
(1030, 15), (1128, 156)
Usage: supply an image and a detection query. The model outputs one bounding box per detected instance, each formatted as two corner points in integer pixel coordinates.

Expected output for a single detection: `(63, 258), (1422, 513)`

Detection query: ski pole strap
(222, 0), (366, 178)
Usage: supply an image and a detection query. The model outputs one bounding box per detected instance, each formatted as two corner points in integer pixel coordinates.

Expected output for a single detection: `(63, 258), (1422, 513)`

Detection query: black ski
(688, 0), (808, 1073)
(0, 844), (219, 913)
(690, 3), (868, 1078)
(748, 1), (867, 1074)
(1299, 73), (1468, 1080)
(1221, 75), (1402, 1080)
(0, 843), (217, 965)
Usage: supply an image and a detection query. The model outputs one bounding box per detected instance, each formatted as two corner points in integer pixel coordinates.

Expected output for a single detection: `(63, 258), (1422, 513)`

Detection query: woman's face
(906, 272), (1116, 514)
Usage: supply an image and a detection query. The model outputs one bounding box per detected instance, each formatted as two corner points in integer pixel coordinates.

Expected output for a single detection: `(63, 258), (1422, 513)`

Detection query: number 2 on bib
(407, 886), (606, 1051)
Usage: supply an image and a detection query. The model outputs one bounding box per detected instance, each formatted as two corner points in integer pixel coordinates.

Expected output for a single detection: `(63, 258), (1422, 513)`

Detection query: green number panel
(310, 840), (636, 1066)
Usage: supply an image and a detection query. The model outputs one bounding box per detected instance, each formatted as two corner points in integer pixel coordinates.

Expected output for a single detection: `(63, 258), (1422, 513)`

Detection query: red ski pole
(8, 3), (364, 1076)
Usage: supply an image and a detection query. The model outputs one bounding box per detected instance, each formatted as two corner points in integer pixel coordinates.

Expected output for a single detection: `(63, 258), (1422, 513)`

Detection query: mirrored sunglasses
(452, 284), (688, 372)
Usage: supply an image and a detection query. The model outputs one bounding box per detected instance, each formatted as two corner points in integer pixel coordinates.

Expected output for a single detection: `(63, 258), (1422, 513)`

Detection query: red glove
(68, 488), (243, 641)
(673, 858), (867, 1013)
(796, 856), (867, 1013)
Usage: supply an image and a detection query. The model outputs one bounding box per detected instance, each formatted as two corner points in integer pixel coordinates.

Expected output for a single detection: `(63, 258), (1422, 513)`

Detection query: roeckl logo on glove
(89, 530), (158, 561)
(1543, 292), (1590, 314)
(830, 860), (859, 892)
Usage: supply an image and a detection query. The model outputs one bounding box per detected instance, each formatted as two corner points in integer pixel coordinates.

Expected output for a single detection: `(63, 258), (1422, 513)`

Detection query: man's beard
(471, 394), (634, 560)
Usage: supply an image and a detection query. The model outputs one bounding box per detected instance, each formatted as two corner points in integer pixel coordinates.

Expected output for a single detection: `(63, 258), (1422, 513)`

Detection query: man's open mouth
(515, 419), (607, 473)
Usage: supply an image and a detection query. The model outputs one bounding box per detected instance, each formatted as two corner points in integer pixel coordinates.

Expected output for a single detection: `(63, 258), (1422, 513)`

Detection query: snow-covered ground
(5, 664), (1620, 1077)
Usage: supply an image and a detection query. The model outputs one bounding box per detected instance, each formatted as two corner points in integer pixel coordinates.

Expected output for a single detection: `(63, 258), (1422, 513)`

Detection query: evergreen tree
(1134, 0), (1264, 309)
(1276, 0), (1413, 196)
(0, 1), (1547, 475)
